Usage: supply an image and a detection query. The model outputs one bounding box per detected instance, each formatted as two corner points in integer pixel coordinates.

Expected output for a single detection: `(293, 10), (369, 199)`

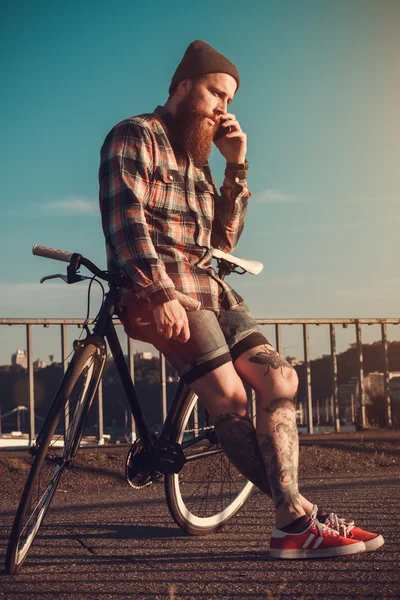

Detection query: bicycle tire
(164, 389), (255, 536)
(5, 342), (105, 574)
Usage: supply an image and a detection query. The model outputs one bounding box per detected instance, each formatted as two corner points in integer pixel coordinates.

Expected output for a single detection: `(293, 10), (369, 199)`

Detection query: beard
(172, 89), (218, 164)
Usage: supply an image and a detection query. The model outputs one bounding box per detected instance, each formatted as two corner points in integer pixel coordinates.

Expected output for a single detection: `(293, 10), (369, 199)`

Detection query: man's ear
(176, 78), (192, 97)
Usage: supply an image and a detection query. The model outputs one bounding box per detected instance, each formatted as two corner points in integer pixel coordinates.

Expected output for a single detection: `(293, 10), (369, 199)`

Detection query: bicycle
(5, 244), (263, 574)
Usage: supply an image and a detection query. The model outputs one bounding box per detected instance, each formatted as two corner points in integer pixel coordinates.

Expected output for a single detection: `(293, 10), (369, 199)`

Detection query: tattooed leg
(214, 412), (272, 497)
(214, 410), (315, 517)
(257, 397), (305, 527)
(232, 342), (308, 528)
(248, 344), (294, 378)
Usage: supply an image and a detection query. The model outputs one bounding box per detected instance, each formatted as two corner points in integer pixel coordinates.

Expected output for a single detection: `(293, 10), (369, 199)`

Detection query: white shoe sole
(364, 535), (384, 552)
(270, 540), (366, 559)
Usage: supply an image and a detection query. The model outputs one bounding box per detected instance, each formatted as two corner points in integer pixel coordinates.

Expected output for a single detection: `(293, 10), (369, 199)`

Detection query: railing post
(97, 379), (104, 445)
(193, 398), (199, 437)
(330, 324), (340, 432)
(251, 388), (257, 426)
(302, 324), (313, 434)
(61, 324), (68, 373)
(127, 337), (136, 441)
(26, 324), (35, 446)
(275, 324), (282, 355)
(355, 322), (367, 428)
(61, 324), (69, 433)
(160, 352), (167, 424)
(381, 322), (392, 427)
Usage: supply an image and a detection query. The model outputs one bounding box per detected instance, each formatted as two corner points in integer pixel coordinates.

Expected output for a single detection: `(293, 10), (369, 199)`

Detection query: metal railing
(0, 317), (398, 448)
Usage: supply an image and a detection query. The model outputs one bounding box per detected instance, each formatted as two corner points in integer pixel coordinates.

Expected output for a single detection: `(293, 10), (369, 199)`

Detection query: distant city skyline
(1, 319), (400, 369)
(6, 347), (155, 369)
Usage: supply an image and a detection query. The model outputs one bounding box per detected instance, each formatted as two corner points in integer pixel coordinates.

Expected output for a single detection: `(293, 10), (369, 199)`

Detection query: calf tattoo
(258, 396), (303, 517)
(214, 412), (272, 497)
(249, 345), (294, 377)
(263, 396), (297, 415)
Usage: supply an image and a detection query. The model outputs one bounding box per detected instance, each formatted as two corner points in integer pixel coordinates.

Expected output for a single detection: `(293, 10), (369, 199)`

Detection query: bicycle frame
(82, 280), (192, 455)
(33, 249), (240, 458)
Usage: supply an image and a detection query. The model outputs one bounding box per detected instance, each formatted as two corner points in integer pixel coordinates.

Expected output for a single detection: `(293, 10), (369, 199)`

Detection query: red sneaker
(311, 506), (384, 552)
(270, 519), (366, 559)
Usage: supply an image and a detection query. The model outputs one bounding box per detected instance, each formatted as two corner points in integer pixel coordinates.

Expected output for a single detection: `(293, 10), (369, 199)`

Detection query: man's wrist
(225, 160), (249, 182)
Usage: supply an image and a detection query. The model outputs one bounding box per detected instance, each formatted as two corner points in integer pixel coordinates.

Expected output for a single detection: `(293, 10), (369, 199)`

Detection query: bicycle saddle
(211, 248), (263, 276)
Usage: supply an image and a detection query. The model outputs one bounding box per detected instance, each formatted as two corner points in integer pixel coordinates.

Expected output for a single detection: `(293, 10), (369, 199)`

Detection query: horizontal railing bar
(256, 318), (400, 325)
(0, 318), (122, 325)
(1, 317), (400, 326)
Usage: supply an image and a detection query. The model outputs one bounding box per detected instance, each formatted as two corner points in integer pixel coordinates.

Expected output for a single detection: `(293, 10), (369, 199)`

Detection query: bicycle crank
(125, 438), (162, 489)
(153, 441), (186, 474)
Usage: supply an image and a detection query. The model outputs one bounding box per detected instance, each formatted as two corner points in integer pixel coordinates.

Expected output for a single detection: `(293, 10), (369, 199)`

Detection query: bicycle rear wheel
(5, 341), (105, 574)
(165, 389), (255, 535)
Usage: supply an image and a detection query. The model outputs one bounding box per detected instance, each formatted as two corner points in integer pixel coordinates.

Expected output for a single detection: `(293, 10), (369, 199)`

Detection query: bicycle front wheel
(5, 341), (105, 574)
(165, 389), (255, 536)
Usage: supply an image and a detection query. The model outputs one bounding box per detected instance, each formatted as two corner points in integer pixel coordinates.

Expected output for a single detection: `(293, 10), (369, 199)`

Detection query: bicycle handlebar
(32, 245), (73, 263)
(32, 244), (119, 284)
(33, 244), (261, 287)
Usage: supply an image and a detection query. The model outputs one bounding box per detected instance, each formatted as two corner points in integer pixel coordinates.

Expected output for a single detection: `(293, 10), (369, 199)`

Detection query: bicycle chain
(182, 425), (214, 435)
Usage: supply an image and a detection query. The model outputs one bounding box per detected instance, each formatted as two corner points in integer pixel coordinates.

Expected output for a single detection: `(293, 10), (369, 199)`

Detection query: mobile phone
(213, 119), (230, 142)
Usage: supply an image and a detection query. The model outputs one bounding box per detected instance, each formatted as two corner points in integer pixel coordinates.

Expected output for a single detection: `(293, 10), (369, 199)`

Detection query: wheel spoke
(165, 389), (254, 532)
(6, 347), (102, 573)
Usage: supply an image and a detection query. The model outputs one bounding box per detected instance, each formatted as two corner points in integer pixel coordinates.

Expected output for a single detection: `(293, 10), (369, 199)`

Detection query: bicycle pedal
(154, 441), (186, 474)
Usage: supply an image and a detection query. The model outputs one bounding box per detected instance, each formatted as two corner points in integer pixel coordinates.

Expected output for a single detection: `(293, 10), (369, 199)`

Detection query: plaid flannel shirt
(99, 105), (251, 320)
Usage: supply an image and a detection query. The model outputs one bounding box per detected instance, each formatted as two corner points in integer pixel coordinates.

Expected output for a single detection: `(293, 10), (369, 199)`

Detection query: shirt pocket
(194, 177), (215, 221)
(148, 167), (184, 210)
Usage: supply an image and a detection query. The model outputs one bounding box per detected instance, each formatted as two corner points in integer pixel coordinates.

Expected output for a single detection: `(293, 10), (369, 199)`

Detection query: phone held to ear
(213, 118), (230, 142)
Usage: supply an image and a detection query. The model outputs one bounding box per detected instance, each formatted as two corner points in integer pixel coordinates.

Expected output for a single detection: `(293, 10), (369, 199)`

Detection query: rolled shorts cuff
(228, 325), (261, 349)
(177, 344), (230, 378)
(180, 352), (232, 385)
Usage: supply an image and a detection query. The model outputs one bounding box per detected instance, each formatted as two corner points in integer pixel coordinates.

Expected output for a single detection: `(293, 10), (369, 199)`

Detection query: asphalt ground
(0, 433), (399, 600)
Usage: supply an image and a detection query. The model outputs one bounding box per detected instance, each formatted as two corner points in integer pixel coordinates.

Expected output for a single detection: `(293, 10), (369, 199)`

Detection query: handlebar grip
(32, 245), (74, 264)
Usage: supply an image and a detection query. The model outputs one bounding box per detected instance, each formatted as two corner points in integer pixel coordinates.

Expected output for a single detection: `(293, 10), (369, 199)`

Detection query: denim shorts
(120, 303), (270, 385)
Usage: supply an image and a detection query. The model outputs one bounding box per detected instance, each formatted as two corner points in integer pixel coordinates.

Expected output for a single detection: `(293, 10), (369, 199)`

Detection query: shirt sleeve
(210, 161), (251, 253)
(99, 120), (178, 308)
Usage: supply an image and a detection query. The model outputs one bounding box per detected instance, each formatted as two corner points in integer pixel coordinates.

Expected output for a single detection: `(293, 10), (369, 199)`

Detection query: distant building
(11, 349), (27, 369)
(364, 371), (385, 396)
(286, 356), (304, 366)
(364, 371), (400, 400)
(136, 352), (153, 360)
(33, 359), (46, 370)
(390, 377), (400, 401)
(338, 377), (359, 421)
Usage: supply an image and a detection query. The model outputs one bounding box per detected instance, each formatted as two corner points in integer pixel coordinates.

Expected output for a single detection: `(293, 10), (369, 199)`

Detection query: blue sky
(0, 0), (399, 365)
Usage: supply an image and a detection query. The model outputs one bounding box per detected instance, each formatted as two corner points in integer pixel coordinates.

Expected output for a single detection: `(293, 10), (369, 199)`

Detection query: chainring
(125, 437), (162, 489)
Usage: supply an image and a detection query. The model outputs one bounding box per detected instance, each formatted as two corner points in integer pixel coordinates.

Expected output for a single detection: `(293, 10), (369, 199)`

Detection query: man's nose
(215, 105), (228, 117)
(219, 101), (228, 114)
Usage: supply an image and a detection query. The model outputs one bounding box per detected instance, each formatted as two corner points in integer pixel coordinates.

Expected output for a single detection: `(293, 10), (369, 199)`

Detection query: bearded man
(98, 40), (383, 558)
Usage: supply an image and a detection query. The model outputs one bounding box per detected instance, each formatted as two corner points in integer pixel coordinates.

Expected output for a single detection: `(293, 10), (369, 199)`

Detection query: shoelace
(311, 518), (340, 538)
(311, 504), (355, 538)
(326, 512), (355, 538)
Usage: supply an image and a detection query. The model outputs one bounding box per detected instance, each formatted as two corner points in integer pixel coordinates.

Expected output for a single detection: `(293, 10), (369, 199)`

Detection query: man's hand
(214, 113), (247, 164)
(153, 299), (190, 343)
